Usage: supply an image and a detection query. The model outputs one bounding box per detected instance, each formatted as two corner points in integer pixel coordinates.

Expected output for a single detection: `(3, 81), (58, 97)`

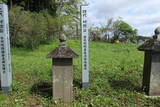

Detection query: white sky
(87, 0), (160, 36)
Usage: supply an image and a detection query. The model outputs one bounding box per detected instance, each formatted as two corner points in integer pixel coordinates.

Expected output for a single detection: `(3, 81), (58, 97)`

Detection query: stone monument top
(46, 34), (78, 58)
(59, 34), (67, 46)
(154, 27), (160, 40)
(155, 27), (160, 35)
(138, 27), (160, 52)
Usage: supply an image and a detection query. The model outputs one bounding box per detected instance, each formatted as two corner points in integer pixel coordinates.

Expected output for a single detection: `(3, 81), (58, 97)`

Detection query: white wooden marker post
(81, 5), (89, 88)
(0, 3), (12, 94)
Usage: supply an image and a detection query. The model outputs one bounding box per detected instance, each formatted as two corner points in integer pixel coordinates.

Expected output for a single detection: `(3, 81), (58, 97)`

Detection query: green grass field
(0, 40), (160, 107)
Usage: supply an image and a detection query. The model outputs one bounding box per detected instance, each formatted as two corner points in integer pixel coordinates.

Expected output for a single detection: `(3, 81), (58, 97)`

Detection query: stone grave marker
(138, 27), (160, 96)
(47, 34), (78, 102)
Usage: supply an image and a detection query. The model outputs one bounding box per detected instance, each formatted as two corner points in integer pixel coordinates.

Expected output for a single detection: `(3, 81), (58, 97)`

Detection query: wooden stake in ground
(80, 4), (89, 88)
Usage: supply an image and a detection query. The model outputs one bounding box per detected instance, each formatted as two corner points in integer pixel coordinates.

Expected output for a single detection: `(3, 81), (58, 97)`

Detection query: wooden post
(80, 5), (89, 88)
(0, 3), (12, 94)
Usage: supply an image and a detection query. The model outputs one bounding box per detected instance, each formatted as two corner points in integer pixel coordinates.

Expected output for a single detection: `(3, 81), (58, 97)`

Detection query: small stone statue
(59, 34), (67, 46)
(153, 27), (160, 40)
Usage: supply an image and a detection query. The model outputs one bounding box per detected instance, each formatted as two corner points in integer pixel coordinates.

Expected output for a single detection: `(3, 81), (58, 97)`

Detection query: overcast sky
(87, 0), (160, 36)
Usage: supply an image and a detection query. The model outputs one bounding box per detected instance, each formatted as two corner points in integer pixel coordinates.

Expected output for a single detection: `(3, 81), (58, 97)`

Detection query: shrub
(9, 6), (58, 49)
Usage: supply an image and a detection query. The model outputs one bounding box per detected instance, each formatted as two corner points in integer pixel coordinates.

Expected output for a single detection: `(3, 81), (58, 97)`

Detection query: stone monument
(138, 27), (160, 96)
(47, 34), (78, 102)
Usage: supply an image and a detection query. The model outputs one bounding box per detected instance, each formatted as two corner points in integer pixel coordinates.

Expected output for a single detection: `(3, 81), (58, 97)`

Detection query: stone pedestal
(52, 58), (73, 102)
(149, 53), (160, 95)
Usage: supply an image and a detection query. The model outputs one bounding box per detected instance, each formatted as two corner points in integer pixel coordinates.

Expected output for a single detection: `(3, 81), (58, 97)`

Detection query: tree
(56, 0), (83, 37)
(112, 20), (137, 41)
(101, 18), (114, 33)
(7, 0), (57, 14)
(7, 0), (82, 37)
(100, 18), (115, 41)
(89, 27), (101, 41)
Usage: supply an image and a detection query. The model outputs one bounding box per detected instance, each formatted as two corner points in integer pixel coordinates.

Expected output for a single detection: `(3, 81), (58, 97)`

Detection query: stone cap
(138, 27), (160, 52)
(47, 34), (78, 58)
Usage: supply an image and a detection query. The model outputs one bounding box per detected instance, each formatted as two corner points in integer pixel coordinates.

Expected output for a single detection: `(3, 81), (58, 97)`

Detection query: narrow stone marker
(47, 34), (78, 103)
(138, 27), (160, 96)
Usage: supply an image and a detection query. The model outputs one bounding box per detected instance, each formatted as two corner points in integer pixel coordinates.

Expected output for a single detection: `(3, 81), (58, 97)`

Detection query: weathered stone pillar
(138, 27), (160, 96)
(47, 34), (78, 102)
